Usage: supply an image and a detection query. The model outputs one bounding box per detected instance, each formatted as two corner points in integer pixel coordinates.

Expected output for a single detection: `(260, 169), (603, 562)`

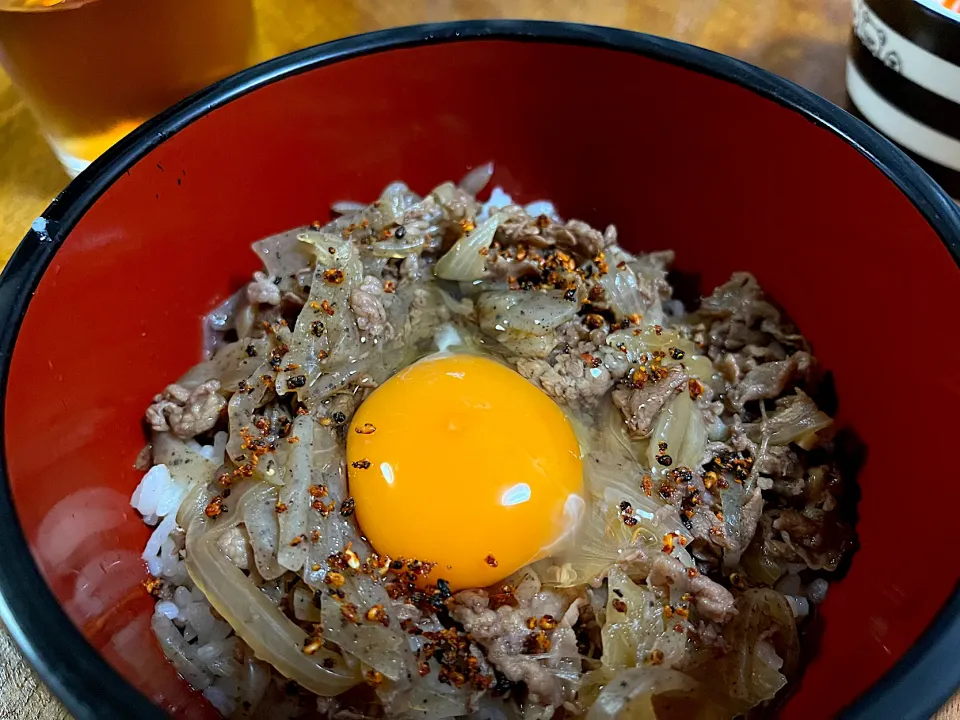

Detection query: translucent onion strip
(434, 213), (502, 281)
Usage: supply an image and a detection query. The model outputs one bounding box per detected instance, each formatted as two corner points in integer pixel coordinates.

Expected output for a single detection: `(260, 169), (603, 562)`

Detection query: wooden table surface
(0, 1), (956, 718)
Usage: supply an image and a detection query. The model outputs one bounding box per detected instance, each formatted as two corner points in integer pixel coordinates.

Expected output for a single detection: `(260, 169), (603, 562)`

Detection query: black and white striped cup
(847, 0), (960, 200)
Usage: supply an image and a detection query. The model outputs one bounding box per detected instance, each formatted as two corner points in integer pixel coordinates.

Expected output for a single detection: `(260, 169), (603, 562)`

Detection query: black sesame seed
(436, 578), (451, 599)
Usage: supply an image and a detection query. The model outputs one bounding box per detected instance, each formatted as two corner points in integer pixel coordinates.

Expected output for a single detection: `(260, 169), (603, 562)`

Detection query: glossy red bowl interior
(0, 21), (958, 720)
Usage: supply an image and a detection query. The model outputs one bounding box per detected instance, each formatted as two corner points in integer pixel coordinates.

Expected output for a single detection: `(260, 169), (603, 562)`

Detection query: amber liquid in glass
(0, 0), (255, 174)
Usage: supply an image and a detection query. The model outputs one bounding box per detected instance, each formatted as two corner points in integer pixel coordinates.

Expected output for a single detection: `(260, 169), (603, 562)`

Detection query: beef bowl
(0, 20), (958, 720)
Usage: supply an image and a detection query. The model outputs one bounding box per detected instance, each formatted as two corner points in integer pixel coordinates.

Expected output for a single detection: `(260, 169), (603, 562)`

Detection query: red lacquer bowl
(0, 21), (957, 720)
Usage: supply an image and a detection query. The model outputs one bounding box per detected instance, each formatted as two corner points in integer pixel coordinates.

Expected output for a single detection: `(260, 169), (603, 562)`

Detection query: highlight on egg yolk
(347, 354), (583, 590)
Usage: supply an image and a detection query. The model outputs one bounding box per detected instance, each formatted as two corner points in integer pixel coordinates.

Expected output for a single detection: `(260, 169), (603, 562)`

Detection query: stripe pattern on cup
(848, 0), (960, 198)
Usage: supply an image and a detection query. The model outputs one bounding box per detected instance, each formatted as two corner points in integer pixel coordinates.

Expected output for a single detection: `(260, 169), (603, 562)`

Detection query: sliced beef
(646, 554), (735, 622)
(612, 365), (689, 436)
(349, 275), (387, 340)
(145, 380), (226, 438)
(727, 351), (812, 410)
(450, 571), (581, 708)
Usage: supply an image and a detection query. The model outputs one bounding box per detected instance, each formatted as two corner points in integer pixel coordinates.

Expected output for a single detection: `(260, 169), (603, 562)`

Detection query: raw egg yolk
(347, 354), (582, 590)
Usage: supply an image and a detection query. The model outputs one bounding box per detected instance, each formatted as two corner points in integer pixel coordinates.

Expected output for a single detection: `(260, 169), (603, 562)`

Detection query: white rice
(478, 186), (560, 222)
(131, 440), (274, 717)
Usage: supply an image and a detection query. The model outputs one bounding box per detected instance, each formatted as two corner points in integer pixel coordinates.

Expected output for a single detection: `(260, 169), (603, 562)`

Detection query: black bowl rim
(0, 19), (958, 720)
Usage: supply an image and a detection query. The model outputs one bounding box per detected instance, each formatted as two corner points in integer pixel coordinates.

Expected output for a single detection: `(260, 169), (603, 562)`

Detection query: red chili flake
(320, 299), (335, 316)
(539, 615), (558, 631)
(663, 605), (674, 619)
(688, 378), (704, 400)
(674, 606), (690, 619)
(309, 485), (328, 498)
(309, 300), (321, 311)
(313, 499), (336, 516)
(579, 352), (602, 369)
(524, 630), (552, 654)
(287, 436), (300, 444)
(233, 463), (255, 478)
(662, 533), (678, 554)
(351, 459), (371, 469)
(310, 530), (321, 543)
(383, 280), (396, 294)
(143, 576), (162, 597)
(205, 496), (224, 518)
(612, 598), (628, 613)
(284, 363), (301, 372)
(418, 661), (431, 677)
(488, 583), (516, 610)
(654, 324), (663, 336)
(478, 246), (489, 256)
(641, 475), (653, 497)
(289, 535), (305, 547)
(216, 471), (233, 489)
(647, 649), (665, 666)
(584, 313), (605, 330)
(275, 502), (288, 514)
(355, 423), (376, 435)
(323, 268), (345, 284)
(341, 603), (360, 624)
(484, 554), (498, 568)
(593, 253), (609, 275)
(525, 617), (537, 630)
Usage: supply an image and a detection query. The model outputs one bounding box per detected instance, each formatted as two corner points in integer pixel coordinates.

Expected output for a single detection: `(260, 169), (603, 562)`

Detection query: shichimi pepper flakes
(143, 575), (163, 597)
(205, 496), (225, 518)
(322, 268), (345, 284)
(355, 423), (376, 435)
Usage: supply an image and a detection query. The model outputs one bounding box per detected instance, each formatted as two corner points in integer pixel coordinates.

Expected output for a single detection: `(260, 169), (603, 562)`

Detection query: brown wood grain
(0, 1), (956, 718)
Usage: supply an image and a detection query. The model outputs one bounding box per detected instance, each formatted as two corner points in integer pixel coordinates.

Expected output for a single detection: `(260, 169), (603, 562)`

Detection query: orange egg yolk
(347, 354), (583, 590)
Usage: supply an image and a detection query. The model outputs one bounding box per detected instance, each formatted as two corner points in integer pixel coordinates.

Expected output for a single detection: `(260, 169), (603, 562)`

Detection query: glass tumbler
(0, 0), (256, 176)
